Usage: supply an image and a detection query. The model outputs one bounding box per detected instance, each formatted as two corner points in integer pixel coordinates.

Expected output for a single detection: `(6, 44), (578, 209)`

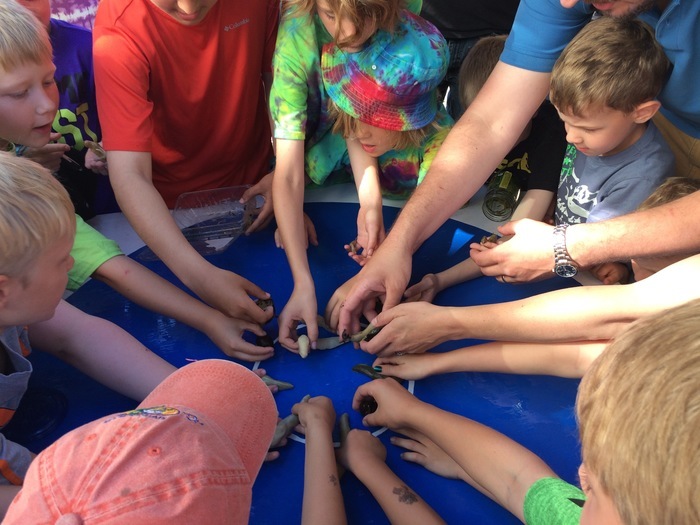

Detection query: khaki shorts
(653, 111), (700, 179)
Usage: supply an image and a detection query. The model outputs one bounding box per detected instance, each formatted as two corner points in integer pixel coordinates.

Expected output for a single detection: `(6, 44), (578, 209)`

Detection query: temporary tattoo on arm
(329, 474), (338, 486)
(392, 485), (418, 504)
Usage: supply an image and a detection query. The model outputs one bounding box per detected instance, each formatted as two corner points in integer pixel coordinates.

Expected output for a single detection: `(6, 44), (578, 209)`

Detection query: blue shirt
(501, 0), (700, 138)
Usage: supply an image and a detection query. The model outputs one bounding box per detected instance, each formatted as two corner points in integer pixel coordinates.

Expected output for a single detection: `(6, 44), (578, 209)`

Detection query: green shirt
(524, 477), (585, 525)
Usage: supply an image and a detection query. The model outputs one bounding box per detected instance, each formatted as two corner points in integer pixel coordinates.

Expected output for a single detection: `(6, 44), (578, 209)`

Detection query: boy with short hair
(0, 0), (275, 362)
(355, 298), (700, 524)
(551, 16), (673, 227)
(0, 152), (176, 517)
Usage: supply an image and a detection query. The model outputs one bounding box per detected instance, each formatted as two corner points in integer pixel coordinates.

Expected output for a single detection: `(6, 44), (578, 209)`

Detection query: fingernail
(373, 365), (382, 372)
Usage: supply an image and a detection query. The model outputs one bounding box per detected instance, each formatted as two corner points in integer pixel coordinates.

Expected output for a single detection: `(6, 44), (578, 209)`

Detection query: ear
(632, 100), (661, 124)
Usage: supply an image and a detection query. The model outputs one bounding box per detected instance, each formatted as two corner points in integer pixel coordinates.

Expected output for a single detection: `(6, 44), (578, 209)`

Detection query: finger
(497, 221), (517, 236)
(390, 435), (424, 454)
(307, 221), (319, 247)
(305, 316), (319, 350)
(264, 450), (280, 462)
(245, 209), (272, 234)
(274, 228), (283, 249)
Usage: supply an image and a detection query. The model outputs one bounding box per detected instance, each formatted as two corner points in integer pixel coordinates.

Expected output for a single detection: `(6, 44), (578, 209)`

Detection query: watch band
(553, 224), (578, 278)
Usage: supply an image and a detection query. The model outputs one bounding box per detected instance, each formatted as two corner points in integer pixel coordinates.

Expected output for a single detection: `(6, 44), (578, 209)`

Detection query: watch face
(555, 264), (578, 278)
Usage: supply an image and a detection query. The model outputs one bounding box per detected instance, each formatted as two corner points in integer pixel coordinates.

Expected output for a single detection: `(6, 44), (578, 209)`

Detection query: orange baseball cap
(4, 359), (277, 524)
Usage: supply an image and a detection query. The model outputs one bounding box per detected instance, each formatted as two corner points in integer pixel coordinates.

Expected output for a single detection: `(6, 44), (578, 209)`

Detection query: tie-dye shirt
(378, 106), (453, 199)
(270, 1), (423, 184)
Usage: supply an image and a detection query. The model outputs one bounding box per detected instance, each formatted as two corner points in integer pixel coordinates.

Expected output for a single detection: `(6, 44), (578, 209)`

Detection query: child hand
(293, 396), (336, 435)
(21, 133), (69, 173)
(84, 141), (108, 175)
(371, 353), (438, 381)
(241, 172), (274, 234)
(278, 286), (319, 353)
(203, 310), (275, 362)
(390, 428), (467, 481)
(591, 262), (629, 285)
(352, 378), (418, 429)
(352, 205), (386, 265)
(274, 212), (318, 250)
(403, 274), (440, 303)
(337, 429), (387, 473)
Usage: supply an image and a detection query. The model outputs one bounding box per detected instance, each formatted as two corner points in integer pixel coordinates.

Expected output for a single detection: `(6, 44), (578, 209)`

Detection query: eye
(9, 90), (29, 99)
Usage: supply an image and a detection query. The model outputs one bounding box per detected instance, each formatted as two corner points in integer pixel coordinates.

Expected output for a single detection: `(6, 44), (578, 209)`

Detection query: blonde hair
(550, 17), (668, 116)
(0, 0), (52, 72)
(283, 0), (404, 47)
(0, 153), (75, 279)
(577, 299), (700, 525)
(328, 99), (439, 150)
(637, 177), (700, 212)
(458, 35), (507, 110)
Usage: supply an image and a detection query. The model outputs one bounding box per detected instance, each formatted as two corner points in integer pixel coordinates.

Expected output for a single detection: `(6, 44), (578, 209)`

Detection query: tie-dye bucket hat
(322, 11), (448, 132)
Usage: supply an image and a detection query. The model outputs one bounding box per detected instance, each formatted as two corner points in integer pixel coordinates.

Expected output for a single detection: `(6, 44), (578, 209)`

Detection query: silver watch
(553, 224), (578, 278)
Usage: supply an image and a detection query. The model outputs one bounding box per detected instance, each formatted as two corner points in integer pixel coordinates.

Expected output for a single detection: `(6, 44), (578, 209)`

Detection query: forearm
(273, 141), (314, 287)
(31, 301), (175, 401)
(349, 139), (382, 211)
(301, 427), (346, 525)
(434, 258), (483, 291)
(93, 255), (221, 335)
(406, 402), (555, 521)
(512, 189), (553, 222)
(436, 341), (607, 378)
(352, 459), (444, 525)
(568, 192), (700, 266)
(108, 152), (213, 291)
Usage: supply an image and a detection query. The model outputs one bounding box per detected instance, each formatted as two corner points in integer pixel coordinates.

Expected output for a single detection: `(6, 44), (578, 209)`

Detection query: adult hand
(352, 377), (418, 429)
(195, 267), (273, 325)
(277, 285), (319, 352)
(338, 241), (412, 341)
(21, 133), (69, 173)
(470, 219), (556, 282)
(360, 302), (450, 357)
(242, 171), (274, 234)
(203, 311), (275, 362)
(274, 212), (318, 250)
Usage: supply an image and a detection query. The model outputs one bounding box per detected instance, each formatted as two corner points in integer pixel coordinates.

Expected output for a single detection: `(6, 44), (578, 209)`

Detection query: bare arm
(107, 151), (270, 325)
(374, 340), (607, 380)
(93, 255), (274, 361)
(354, 379), (556, 522)
(363, 254), (700, 356)
(29, 300), (176, 401)
(273, 139), (320, 350)
(472, 191), (700, 282)
(339, 63), (551, 333)
(339, 430), (445, 525)
(293, 397), (347, 525)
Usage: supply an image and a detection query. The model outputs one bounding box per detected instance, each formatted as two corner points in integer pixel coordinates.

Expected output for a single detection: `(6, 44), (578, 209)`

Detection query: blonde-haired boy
(0, 153), (176, 518)
(354, 298), (700, 524)
(0, 0), (275, 361)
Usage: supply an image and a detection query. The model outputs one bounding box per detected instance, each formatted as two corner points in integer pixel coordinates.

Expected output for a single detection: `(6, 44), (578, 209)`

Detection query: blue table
(20, 202), (581, 524)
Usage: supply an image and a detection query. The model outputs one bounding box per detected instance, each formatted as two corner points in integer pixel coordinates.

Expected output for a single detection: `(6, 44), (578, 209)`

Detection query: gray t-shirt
(555, 121), (674, 225)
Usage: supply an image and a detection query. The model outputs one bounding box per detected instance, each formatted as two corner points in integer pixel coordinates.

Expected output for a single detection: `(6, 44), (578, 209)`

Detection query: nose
(564, 125), (581, 145)
(37, 84), (58, 117)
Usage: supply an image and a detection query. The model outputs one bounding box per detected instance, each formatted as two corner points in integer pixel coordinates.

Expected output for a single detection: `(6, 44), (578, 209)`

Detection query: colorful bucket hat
(322, 11), (448, 132)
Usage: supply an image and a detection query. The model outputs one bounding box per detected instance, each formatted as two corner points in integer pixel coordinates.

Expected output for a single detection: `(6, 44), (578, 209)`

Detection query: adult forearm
(568, 192), (700, 266)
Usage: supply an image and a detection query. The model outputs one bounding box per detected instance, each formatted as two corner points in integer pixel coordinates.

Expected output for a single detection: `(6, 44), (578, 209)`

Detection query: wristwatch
(553, 224), (578, 278)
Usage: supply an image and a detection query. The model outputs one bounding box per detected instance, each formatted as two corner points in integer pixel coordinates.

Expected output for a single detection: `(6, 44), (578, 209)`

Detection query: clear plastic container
(138, 186), (261, 261)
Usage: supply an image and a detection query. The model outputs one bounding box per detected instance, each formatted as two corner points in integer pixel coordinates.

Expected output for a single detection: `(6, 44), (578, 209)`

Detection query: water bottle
(482, 170), (524, 222)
